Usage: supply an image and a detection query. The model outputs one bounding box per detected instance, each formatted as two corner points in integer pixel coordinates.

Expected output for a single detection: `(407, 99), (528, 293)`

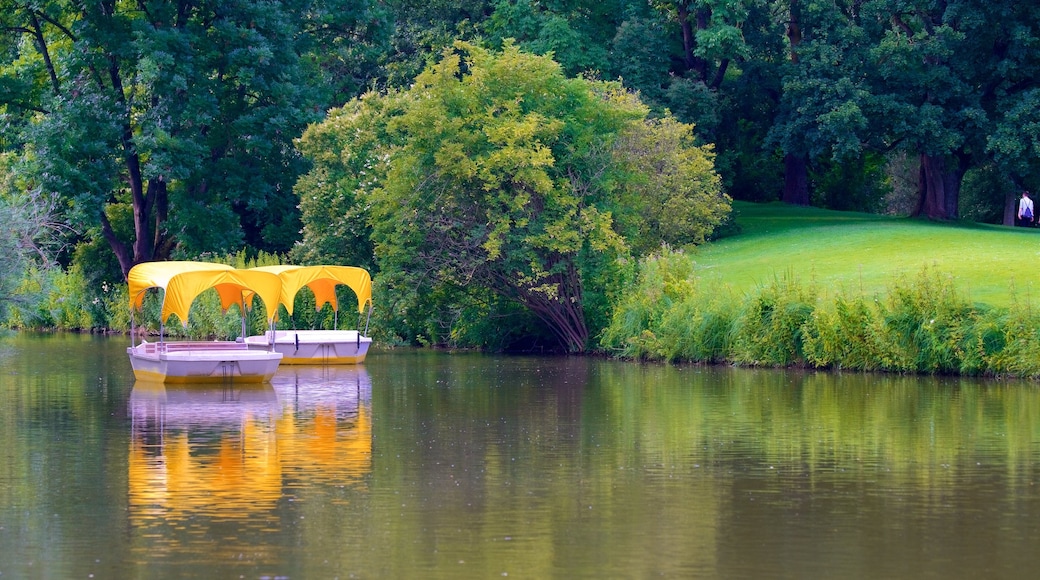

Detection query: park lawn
(691, 201), (1040, 308)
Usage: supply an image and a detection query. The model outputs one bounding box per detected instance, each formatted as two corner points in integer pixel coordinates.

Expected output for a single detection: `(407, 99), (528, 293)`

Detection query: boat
(244, 265), (373, 364)
(126, 261), (284, 383)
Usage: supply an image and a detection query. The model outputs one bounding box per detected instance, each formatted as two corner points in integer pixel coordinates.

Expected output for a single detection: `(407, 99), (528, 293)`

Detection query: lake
(2, 332), (1040, 578)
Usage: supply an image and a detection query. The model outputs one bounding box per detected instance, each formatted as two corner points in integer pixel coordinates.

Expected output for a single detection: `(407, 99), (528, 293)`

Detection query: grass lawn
(691, 201), (1040, 308)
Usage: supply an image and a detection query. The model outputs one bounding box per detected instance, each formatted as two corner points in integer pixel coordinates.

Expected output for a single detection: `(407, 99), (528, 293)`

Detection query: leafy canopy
(297, 41), (729, 351)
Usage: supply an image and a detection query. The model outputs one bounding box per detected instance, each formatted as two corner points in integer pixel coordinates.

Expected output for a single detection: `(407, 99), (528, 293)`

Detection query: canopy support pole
(240, 298), (248, 340)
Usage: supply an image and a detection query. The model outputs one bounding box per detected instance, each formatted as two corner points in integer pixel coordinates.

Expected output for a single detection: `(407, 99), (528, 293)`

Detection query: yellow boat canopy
(127, 261), (283, 326)
(251, 265), (373, 316)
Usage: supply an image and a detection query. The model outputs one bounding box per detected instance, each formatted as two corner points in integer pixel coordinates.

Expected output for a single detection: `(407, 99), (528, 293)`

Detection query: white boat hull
(127, 341), (283, 383)
(244, 330), (371, 364)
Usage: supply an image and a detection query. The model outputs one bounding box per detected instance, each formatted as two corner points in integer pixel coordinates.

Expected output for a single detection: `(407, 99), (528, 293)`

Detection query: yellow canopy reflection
(128, 371), (372, 526)
(128, 381), (282, 522)
(270, 366), (372, 487)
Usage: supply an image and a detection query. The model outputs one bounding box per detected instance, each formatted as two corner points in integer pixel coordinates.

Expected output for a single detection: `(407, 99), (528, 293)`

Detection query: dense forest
(1, 0), (1039, 352)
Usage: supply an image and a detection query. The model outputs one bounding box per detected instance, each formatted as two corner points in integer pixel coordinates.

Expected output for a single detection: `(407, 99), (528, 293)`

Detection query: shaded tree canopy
(768, 0), (1040, 219)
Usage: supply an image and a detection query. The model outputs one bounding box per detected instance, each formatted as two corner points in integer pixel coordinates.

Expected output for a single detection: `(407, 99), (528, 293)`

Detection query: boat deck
(132, 341), (279, 360)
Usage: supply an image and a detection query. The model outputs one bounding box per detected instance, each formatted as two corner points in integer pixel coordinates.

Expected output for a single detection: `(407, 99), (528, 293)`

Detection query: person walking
(1019, 191), (1034, 227)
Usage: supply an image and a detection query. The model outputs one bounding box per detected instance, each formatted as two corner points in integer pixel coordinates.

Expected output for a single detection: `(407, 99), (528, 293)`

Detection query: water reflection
(128, 381), (282, 523)
(269, 366), (372, 491)
(126, 366), (372, 567)
(9, 333), (1040, 578)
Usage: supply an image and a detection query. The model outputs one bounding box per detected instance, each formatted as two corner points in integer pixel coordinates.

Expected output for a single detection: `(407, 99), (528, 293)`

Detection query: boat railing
(136, 341), (250, 354)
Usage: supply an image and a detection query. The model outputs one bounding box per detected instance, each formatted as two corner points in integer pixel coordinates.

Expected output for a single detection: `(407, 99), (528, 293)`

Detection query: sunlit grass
(693, 201), (1038, 307)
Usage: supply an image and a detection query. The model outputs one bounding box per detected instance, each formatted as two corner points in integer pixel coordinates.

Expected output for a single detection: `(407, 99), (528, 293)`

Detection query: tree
(0, 153), (68, 320)
(484, 0), (617, 76)
(612, 116), (728, 255)
(296, 42), (728, 352)
(0, 0), (386, 277)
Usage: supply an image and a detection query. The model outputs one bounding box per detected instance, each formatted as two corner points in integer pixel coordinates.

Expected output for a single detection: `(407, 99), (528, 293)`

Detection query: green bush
(730, 273), (817, 366)
(655, 295), (735, 362)
(979, 302), (1040, 377)
(603, 251), (1040, 377)
(600, 246), (697, 359)
(874, 269), (975, 373)
(802, 294), (885, 371)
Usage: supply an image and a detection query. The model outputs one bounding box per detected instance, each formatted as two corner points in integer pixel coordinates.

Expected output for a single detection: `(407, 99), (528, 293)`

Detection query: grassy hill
(691, 201), (1035, 307)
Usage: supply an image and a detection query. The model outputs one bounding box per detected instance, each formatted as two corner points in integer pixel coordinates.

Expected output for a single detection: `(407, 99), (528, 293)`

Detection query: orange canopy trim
(127, 261), (283, 326)
(251, 265), (373, 316)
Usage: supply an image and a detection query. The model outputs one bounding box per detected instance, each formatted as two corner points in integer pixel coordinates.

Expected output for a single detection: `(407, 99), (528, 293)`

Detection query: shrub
(874, 268), (975, 373)
(654, 295), (735, 362)
(730, 273), (817, 366)
(803, 294), (886, 371)
(600, 246), (697, 360)
(603, 255), (1040, 377)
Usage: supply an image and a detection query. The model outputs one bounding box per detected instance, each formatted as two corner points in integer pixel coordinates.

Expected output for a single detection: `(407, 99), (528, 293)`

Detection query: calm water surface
(3, 332), (1040, 578)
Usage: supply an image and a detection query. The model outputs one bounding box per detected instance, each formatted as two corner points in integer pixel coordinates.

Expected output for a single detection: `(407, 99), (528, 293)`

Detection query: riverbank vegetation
(602, 203), (1040, 377)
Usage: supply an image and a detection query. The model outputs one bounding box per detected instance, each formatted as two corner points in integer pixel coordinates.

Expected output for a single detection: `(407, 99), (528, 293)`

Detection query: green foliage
(0, 153), (69, 325)
(809, 153), (890, 213)
(981, 303), (1040, 378)
(298, 41), (726, 352)
(1, 0), (387, 276)
(600, 246), (735, 362)
(802, 294), (886, 371)
(766, 0), (1040, 217)
(41, 265), (100, 331)
(605, 248), (1040, 377)
(369, 39), (630, 350)
(292, 91), (400, 271)
(485, 0), (613, 76)
(3, 265), (53, 329)
(959, 164), (1017, 225)
(874, 269), (975, 373)
(612, 116), (731, 254)
(600, 247), (698, 359)
(730, 273), (817, 367)
(802, 269), (981, 374)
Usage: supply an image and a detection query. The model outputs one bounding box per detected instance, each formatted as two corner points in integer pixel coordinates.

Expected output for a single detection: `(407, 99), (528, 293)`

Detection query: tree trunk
(1004, 191), (1018, 226)
(782, 153), (810, 205)
(517, 265), (588, 353)
(913, 153), (966, 220)
(29, 12), (61, 95)
(913, 153), (948, 219)
(942, 161), (963, 219)
(787, 0), (802, 65)
(693, 8), (713, 83)
(780, 1), (808, 206)
(492, 258), (589, 353)
(677, 1), (696, 72)
(101, 212), (132, 277)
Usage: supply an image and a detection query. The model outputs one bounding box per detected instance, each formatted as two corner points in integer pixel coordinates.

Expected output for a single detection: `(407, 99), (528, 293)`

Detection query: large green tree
(295, 42), (728, 352)
(0, 0), (387, 276)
